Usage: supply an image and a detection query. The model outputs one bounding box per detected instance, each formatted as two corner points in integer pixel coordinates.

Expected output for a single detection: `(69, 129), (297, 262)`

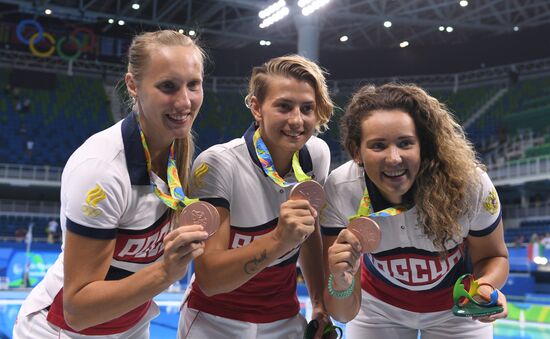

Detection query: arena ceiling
(1, 0), (549, 50)
(1, 0), (549, 78)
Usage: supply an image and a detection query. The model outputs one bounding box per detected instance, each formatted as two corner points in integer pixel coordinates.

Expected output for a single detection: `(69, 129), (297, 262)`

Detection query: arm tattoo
(244, 249), (268, 274)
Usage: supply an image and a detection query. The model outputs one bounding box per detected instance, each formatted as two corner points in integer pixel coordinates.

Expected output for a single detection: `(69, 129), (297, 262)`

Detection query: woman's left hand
(309, 307), (337, 339)
(473, 287), (508, 323)
(161, 224), (208, 282)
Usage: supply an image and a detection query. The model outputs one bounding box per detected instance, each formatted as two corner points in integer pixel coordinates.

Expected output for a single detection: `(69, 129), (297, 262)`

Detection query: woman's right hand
(327, 229), (362, 290)
(272, 199), (317, 251)
(162, 225), (208, 282)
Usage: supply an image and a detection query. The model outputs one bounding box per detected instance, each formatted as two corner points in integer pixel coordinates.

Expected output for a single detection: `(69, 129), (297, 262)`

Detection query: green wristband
(328, 273), (354, 299)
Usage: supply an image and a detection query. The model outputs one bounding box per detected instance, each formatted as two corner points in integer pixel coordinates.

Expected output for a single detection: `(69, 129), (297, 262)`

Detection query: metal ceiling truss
(1, 0), (548, 51)
(320, 0), (550, 49)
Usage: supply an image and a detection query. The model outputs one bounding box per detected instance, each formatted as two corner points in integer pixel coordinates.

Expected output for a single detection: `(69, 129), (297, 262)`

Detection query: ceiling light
(118, 20), (125, 26)
(108, 18), (114, 24)
(446, 26), (454, 32)
(400, 41), (409, 48)
(513, 26), (519, 32)
(299, 0), (331, 17)
(259, 0), (286, 19)
(383, 21), (392, 28)
(339, 35), (348, 42)
(438, 26), (445, 31)
(188, 30), (196, 36)
(132, 3), (140, 10)
(178, 29), (184, 34)
(259, 6), (289, 28)
(44, 9), (52, 15)
(459, 0), (469, 7)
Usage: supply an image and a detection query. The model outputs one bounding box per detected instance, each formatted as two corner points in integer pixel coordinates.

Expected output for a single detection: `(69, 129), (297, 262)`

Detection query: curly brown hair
(341, 83), (482, 250)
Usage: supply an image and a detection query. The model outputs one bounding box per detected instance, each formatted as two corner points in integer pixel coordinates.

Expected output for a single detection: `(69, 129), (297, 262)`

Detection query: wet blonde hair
(127, 30), (206, 221)
(341, 83), (482, 250)
(244, 54), (334, 133)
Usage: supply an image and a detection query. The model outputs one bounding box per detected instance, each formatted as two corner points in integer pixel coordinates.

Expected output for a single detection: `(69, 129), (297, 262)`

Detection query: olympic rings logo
(16, 19), (96, 61)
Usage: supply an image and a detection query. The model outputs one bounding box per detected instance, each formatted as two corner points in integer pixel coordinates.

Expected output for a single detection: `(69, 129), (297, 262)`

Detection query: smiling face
(355, 109), (421, 204)
(126, 45), (203, 149)
(250, 75), (318, 166)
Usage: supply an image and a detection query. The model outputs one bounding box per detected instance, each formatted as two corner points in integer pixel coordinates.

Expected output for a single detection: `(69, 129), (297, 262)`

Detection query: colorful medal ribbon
(253, 128), (311, 187)
(139, 127), (197, 210)
(349, 187), (408, 221)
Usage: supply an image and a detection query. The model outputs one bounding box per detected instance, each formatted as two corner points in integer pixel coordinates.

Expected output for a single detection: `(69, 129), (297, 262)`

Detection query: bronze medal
(289, 180), (326, 212)
(347, 217), (381, 253)
(178, 201), (220, 238)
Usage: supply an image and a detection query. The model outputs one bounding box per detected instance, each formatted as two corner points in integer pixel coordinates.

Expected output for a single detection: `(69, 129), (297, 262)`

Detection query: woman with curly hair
(321, 83), (509, 338)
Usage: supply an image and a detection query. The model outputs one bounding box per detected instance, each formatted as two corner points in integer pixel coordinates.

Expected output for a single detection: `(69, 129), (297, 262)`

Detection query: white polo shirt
(186, 122), (330, 323)
(320, 160), (502, 313)
(19, 112), (170, 335)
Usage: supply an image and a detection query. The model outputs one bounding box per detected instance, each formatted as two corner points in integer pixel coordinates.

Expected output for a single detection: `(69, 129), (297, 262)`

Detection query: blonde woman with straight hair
(14, 30), (210, 338)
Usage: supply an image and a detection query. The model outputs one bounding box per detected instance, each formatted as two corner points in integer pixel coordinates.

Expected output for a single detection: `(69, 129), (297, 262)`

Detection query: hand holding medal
(346, 217), (381, 253)
(344, 188), (409, 253)
(327, 187), (406, 300)
(288, 180), (325, 243)
(178, 201), (220, 238)
(254, 129), (323, 244)
(289, 180), (326, 213)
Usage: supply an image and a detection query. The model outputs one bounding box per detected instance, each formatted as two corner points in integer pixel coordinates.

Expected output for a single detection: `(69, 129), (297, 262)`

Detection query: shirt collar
(122, 112), (149, 185)
(243, 121), (313, 177)
(363, 169), (415, 212)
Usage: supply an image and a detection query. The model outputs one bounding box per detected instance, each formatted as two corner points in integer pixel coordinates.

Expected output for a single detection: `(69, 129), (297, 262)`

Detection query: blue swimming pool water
(2, 293), (550, 338)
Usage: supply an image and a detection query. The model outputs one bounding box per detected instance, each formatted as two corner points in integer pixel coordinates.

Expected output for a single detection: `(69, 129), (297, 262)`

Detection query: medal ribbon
(253, 128), (311, 187)
(349, 187), (408, 221)
(139, 127), (197, 210)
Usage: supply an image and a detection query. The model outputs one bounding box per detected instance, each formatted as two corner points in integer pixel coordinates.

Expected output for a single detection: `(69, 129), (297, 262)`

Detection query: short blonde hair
(245, 54), (334, 133)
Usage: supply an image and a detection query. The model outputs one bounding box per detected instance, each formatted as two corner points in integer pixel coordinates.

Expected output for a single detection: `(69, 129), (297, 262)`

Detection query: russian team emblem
(483, 188), (499, 215)
(82, 184), (106, 217)
(193, 162), (209, 189)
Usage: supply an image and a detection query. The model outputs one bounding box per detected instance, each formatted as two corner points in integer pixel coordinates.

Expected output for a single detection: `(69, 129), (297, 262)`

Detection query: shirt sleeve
(320, 171), (348, 237)
(189, 147), (233, 209)
(468, 169), (502, 237)
(309, 136), (331, 185)
(63, 158), (126, 239)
